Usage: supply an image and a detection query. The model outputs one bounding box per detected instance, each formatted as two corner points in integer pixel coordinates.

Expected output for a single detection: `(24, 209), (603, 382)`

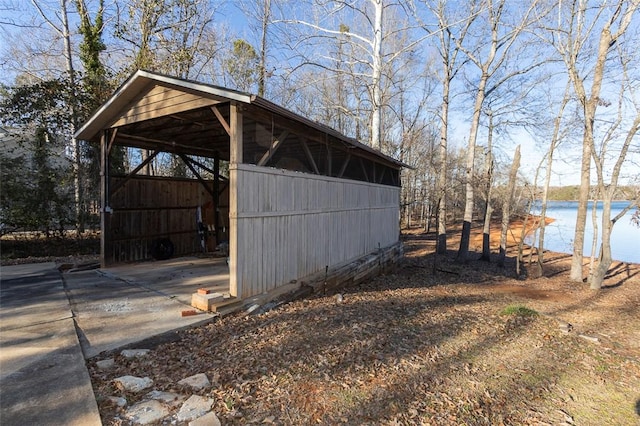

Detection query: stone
(96, 358), (115, 370)
(189, 411), (221, 426)
(124, 400), (169, 425)
(121, 349), (150, 358)
(107, 396), (127, 407)
(145, 390), (186, 408)
(177, 395), (214, 422)
(178, 373), (211, 391)
(113, 375), (154, 393)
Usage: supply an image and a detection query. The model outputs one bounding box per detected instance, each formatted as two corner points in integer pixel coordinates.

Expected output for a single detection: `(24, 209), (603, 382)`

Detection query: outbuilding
(75, 70), (405, 301)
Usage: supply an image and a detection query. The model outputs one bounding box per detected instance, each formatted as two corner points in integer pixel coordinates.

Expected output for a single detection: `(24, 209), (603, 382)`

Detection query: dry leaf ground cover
(88, 222), (640, 425)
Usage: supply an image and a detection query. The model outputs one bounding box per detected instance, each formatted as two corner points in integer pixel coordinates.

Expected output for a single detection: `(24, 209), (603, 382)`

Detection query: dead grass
(88, 222), (640, 425)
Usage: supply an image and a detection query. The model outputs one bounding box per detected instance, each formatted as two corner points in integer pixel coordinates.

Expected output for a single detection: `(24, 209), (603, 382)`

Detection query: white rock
(177, 395), (214, 422)
(121, 349), (150, 358)
(96, 358), (115, 370)
(189, 411), (221, 426)
(178, 373), (211, 391)
(107, 396), (127, 407)
(124, 399), (169, 425)
(113, 375), (154, 393)
(145, 390), (186, 408)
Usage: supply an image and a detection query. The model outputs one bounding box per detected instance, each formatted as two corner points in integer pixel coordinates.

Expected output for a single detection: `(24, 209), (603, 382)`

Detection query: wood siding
(111, 84), (219, 128)
(230, 164), (400, 299)
(107, 176), (228, 263)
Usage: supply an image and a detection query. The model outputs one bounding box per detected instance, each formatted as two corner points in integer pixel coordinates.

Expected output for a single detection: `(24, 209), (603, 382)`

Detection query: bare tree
(588, 52), (640, 288)
(419, 0), (477, 254)
(498, 144), (520, 267)
(541, 0), (639, 282)
(237, 0), (276, 97)
(455, 0), (543, 262)
(281, 0), (426, 150)
(114, 0), (217, 79)
(535, 79), (573, 273)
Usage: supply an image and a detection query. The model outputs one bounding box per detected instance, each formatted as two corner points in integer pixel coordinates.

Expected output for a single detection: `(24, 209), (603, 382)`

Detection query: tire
(151, 238), (174, 260)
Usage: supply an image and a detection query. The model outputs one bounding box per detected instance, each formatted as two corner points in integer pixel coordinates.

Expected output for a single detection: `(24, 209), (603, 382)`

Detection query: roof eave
(74, 70), (253, 141)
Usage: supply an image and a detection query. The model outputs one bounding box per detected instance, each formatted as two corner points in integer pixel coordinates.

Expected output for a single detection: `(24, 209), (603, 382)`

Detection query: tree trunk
(60, 0), (83, 232)
(537, 81), (571, 273)
(258, 0), (270, 97)
(436, 70), (450, 254)
(590, 199), (612, 289)
(457, 72), (488, 262)
(498, 145), (521, 267)
(481, 113), (494, 262)
(370, 0), (383, 150)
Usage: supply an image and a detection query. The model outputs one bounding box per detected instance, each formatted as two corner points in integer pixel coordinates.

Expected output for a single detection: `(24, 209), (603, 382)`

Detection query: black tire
(151, 238), (174, 260)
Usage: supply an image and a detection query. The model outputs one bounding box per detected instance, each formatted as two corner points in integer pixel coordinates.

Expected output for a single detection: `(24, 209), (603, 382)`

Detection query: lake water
(528, 200), (639, 263)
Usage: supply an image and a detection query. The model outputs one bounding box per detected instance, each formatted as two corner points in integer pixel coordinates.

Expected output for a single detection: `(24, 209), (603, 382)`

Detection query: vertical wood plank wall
(107, 176), (227, 263)
(230, 163), (400, 299)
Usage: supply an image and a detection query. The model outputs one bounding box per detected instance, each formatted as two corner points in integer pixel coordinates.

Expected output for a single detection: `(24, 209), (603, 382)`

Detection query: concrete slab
(0, 257), (228, 425)
(63, 257), (223, 358)
(0, 264), (102, 426)
(100, 256), (229, 305)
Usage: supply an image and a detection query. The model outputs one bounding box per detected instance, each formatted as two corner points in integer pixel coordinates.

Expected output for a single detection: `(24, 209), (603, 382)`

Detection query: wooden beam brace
(211, 105), (231, 136)
(300, 138), (320, 175)
(338, 153), (351, 178)
(378, 166), (386, 184)
(106, 128), (118, 155)
(179, 154), (216, 200)
(359, 158), (370, 182)
(187, 158), (216, 175)
(257, 130), (289, 167)
(110, 150), (160, 197)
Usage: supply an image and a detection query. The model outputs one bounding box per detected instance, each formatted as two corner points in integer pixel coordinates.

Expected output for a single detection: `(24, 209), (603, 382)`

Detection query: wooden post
(229, 103), (243, 298)
(100, 130), (111, 267)
(213, 151), (220, 243)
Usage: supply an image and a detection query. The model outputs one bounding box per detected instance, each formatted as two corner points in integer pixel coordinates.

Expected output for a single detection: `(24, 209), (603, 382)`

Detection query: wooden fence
(230, 164), (400, 299)
(107, 175), (228, 263)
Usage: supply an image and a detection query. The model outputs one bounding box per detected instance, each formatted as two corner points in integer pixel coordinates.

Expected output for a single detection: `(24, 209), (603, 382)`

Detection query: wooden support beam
(300, 138), (320, 175)
(325, 135), (332, 176)
(211, 105), (231, 136)
(230, 103), (243, 164)
(257, 130), (289, 167)
(118, 133), (218, 156)
(110, 150), (160, 197)
(338, 153), (351, 178)
(179, 154), (216, 200)
(100, 130), (111, 267)
(213, 153), (220, 237)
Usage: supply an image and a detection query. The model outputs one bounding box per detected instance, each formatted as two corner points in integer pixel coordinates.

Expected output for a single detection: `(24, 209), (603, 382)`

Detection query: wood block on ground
(210, 298), (243, 316)
(191, 292), (225, 311)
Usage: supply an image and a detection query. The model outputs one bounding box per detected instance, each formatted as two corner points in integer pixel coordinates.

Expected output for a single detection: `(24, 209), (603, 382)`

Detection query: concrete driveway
(65, 256), (226, 358)
(0, 257), (226, 425)
(0, 263), (101, 426)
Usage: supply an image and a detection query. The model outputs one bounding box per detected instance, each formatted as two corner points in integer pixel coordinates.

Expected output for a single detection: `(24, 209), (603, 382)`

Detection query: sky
(1, 0), (637, 188)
